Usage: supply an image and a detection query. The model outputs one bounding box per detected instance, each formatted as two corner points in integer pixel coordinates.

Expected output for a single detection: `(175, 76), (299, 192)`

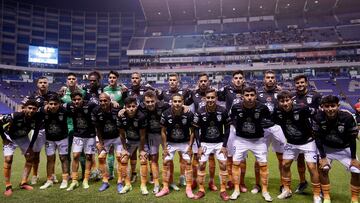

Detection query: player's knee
(233, 161), (241, 166)
(4, 156), (13, 165)
(59, 155), (68, 163)
(120, 154), (129, 164)
(140, 156), (148, 165)
(199, 162), (206, 171)
(219, 161), (227, 171)
(47, 155), (56, 162)
(85, 154), (93, 161)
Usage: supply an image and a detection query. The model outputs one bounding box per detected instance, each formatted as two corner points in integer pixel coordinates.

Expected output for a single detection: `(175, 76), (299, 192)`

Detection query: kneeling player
(156, 93), (195, 198)
(273, 91), (321, 202)
(39, 95), (70, 190)
(314, 95), (360, 203)
(193, 89), (230, 200)
(119, 97), (149, 195)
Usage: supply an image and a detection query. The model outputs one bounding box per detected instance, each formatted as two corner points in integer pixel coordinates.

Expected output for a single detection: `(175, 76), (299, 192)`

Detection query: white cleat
(31, 175), (39, 185)
(230, 190), (240, 200)
(313, 196), (322, 203)
(262, 192), (273, 202)
(277, 190), (292, 199)
(59, 180), (68, 189)
(40, 180), (53, 190)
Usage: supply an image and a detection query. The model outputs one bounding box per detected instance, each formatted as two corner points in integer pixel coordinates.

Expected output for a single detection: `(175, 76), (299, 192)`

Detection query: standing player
(156, 93), (195, 198)
(139, 90), (170, 193)
(66, 92), (97, 191)
(217, 70), (245, 190)
(83, 71), (103, 105)
(314, 95), (360, 203)
(92, 93), (123, 192)
(292, 74), (322, 193)
(186, 73), (217, 191)
(0, 100), (40, 196)
(118, 97), (149, 195)
(273, 91), (321, 202)
(38, 95), (70, 190)
(229, 87), (274, 201)
(193, 89), (231, 200)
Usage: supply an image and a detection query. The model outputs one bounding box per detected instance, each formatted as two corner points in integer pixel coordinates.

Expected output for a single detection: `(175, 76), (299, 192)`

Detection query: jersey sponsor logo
(127, 130), (139, 140)
(238, 112), (243, 117)
(254, 112), (260, 119)
(259, 93), (263, 97)
(202, 116), (207, 122)
(168, 119), (172, 124)
(321, 125), (327, 130)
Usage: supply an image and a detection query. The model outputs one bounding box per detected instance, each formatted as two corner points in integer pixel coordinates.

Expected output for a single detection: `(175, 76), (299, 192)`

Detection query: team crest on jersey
(182, 118), (187, 125)
(266, 97), (272, 102)
(84, 108), (88, 114)
(133, 121), (138, 127)
(140, 91), (144, 95)
(45, 115), (49, 120)
(179, 91), (183, 95)
(217, 115), (222, 122)
(306, 97), (312, 104)
(338, 125), (344, 133)
(59, 114), (63, 121)
(294, 114), (299, 120)
(254, 112), (260, 119)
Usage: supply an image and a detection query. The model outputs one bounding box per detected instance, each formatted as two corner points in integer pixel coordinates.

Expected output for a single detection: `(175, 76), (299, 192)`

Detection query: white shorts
(3, 136), (30, 156)
(45, 138), (69, 156)
(148, 133), (162, 155)
(33, 129), (46, 152)
(264, 125), (286, 153)
(283, 141), (317, 163)
(232, 136), (268, 163)
(227, 125), (237, 157)
(127, 140), (149, 156)
(72, 137), (96, 154)
(321, 146), (360, 173)
(192, 141), (199, 154)
(165, 142), (192, 162)
(199, 142), (226, 162)
(103, 137), (122, 154)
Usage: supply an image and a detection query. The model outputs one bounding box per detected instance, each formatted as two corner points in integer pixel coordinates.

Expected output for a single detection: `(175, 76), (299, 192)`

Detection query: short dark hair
(169, 73), (179, 79)
(172, 93), (183, 100)
(264, 70), (275, 75)
(48, 94), (61, 103)
(24, 99), (39, 108)
(233, 70), (244, 77)
(108, 70), (119, 78)
(36, 76), (48, 83)
(144, 90), (156, 98)
(67, 73), (77, 78)
(243, 86), (256, 94)
(277, 90), (292, 101)
(70, 91), (83, 99)
(198, 72), (208, 79)
(205, 88), (216, 96)
(321, 95), (339, 105)
(124, 96), (137, 106)
(293, 75), (308, 82)
(88, 71), (102, 81)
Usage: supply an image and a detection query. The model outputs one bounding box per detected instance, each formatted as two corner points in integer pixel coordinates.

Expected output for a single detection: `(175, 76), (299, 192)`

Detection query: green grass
(0, 142), (358, 203)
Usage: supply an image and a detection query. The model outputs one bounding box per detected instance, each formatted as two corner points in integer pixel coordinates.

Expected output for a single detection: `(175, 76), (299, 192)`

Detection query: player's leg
(139, 148), (149, 195)
(277, 159), (293, 199)
(119, 142), (137, 194)
(230, 137), (246, 200)
(31, 129), (46, 185)
(351, 172), (360, 203)
(107, 145), (115, 180)
(82, 138), (96, 189)
(179, 152), (186, 186)
(183, 144), (194, 199)
(17, 137), (34, 190)
(208, 154), (217, 191)
(149, 135), (161, 193)
(130, 147), (138, 183)
(67, 137), (83, 191)
(3, 141), (15, 196)
(295, 153), (308, 193)
(156, 143), (176, 197)
(215, 142), (230, 201)
(58, 138), (70, 189)
(40, 141), (56, 190)
(97, 150), (109, 191)
(194, 145), (209, 199)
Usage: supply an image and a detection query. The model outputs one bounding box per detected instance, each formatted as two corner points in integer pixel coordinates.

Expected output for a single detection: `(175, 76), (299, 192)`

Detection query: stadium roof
(139, 0), (360, 22)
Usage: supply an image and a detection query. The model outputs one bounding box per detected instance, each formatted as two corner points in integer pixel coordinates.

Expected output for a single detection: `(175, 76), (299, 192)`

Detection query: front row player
(0, 100), (40, 196)
(193, 89), (230, 200)
(229, 86), (274, 202)
(156, 93), (195, 198)
(314, 95), (360, 203)
(273, 91), (321, 202)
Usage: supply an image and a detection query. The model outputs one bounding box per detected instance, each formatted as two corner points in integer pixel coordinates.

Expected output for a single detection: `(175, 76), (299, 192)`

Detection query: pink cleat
(186, 188), (195, 199)
(155, 187), (170, 197)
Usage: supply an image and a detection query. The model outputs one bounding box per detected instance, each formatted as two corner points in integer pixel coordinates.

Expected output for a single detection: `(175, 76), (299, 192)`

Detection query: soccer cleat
(179, 175), (186, 186)
(90, 169), (101, 181)
(230, 190), (240, 200)
(323, 199), (331, 203)
(295, 181), (308, 194)
(82, 180), (89, 189)
(169, 183), (180, 191)
(277, 189), (292, 199)
(66, 181), (79, 191)
(119, 185), (132, 194)
(4, 186), (13, 197)
(52, 174), (59, 183)
(153, 185), (160, 194)
(130, 173), (138, 183)
(262, 192), (273, 202)
(20, 183), (33, 191)
(31, 175), (39, 185)
(194, 191), (205, 199)
(140, 185), (149, 195)
(59, 180), (68, 189)
(98, 182), (110, 192)
(191, 180), (198, 190)
(40, 180), (54, 190)
(279, 185), (284, 193)
(351, 201), (359, 203)
(240, 184), (248, 193)
(251, 184), (261, 194)
(220, 191), (230, 201)
(208, 180), (218, 191)
(313, 196), (322, 203)
(226, 181), (234, 190)
(185, 188), (195, 199)
(117, 183), (124, 193)
(155, 187), (170, 197)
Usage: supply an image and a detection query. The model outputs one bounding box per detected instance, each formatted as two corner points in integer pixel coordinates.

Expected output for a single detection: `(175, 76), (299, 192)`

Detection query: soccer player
(92, 93), (123, 192)
(217, 70), (245, 190)
(0, 100), (40, 196)
(273, 91), (321, 202)
(292, 74), (322, 193)
(192, 89), (230, 200)
(314, 95), (360, 203)
(186, 73), (217, 191)
(83, 71), (103, 105)
(139, 90), (171, 193)
(38, 95), (70, 190)
(66, 92), (97, 191)
(156, 93), (195, 198)
(229, 86), (274, 201)
(118, 97), (148, 195)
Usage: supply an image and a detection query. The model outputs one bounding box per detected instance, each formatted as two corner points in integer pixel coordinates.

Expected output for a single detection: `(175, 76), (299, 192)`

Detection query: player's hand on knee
(319, 158), (331, 171)
(350, 159), (360, 170)
(163, 149), (170, 158)
(220, 147), (228, 157)
(185, 146), (193, 156)
(197, 147), (204, 159)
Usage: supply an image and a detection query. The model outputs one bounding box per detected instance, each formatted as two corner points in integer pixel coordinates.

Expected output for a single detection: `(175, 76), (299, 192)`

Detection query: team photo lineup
(1, 70), (359, 203)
